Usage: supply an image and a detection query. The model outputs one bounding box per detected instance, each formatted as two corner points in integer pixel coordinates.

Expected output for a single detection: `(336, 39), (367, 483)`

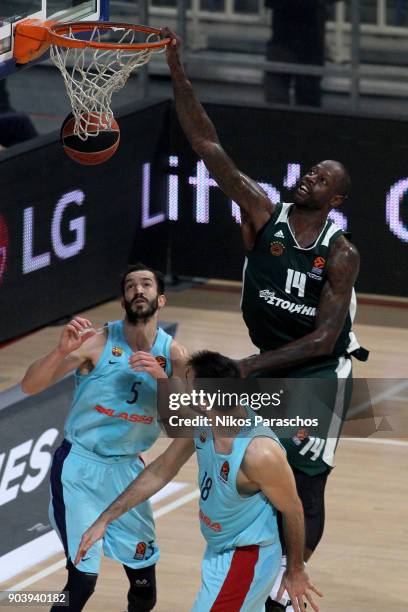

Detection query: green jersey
(241, 202), (359, 356)
(242, 202), (360, 475)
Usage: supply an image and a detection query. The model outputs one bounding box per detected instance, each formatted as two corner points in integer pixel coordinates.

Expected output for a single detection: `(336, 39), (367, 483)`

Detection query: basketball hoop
(14, 20), (170, 140)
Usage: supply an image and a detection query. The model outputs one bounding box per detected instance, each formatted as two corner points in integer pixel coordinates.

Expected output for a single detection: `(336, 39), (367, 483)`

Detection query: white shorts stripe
(322, 356), (352, 466)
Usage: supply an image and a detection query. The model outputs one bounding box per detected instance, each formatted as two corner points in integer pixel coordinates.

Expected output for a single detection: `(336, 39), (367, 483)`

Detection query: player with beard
(21, 262), (188, 612)
(162, 28), (368, 611)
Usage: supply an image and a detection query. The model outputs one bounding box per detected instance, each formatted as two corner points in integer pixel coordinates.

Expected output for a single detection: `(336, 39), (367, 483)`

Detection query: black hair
(120, 263), (165, 296)
(187, 350), (241, 379)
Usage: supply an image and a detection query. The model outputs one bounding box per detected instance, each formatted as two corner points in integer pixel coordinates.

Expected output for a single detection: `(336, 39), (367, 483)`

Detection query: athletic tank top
(64, 321), (172, 457)
(195, 417), (283, 552)
(241, 202), (360, 356)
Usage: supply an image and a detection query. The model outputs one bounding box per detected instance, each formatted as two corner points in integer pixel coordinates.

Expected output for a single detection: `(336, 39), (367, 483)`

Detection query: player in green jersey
(163, 27), (367, 612)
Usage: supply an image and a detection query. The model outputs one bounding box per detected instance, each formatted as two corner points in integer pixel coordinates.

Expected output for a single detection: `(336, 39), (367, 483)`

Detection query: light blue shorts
(49, 440), (159, 574)
(192, 542), (281, 611)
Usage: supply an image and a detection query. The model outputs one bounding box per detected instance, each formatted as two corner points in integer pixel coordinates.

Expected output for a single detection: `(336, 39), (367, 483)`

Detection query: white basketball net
(50, 26), (162, 140)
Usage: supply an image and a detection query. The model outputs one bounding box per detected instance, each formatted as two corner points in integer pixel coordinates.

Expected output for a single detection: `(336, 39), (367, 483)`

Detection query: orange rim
(48, 22), (170, 51)
(14, 20), (170, 64)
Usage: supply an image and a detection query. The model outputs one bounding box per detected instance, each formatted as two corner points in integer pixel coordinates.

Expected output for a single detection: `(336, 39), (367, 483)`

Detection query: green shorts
(256, 355), (353, 475)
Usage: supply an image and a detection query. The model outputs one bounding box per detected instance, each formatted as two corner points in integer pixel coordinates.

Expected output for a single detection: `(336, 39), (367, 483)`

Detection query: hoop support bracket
(14, 19), (55, 64)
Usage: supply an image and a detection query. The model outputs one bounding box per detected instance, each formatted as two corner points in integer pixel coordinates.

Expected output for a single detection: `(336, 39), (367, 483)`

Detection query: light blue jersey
(64, 321), (172, 457)
(195, 419), (283, 553)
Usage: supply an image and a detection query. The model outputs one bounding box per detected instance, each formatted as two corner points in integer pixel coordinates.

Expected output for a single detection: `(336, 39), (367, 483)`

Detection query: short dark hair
(187, 351), (241, 378)
(120, 263), (165, 296)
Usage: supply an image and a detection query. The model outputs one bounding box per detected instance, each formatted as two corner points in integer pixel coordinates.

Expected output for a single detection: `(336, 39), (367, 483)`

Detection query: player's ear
(158, 294), (166, 309)
(330, 194), (344, 209)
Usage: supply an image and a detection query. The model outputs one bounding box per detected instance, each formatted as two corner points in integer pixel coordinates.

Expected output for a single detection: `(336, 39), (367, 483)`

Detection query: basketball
(60, 112), (120, 165)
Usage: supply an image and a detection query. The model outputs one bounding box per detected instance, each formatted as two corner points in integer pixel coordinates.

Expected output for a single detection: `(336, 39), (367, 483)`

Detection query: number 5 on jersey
(285, 268), (306, 297)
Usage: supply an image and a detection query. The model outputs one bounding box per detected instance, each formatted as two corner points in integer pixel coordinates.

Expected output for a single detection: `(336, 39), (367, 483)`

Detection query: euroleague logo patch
(155, 356), (167, 370)
(270, 241), (285, 256)
(313, 256), (326, 269)
(219, 461), (230, 482)
(112, 346), (123, 357)
(0, 214), (9, 285)
(308, 256), (326, 281)
(134, 541), (147, 560)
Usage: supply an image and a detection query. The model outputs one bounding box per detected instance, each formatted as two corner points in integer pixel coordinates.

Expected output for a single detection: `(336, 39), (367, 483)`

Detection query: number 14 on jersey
(285, 268), (306, 297)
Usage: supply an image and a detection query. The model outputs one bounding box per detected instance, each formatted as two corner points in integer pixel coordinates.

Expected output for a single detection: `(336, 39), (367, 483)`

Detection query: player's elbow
(167, 464), (182, 481)
(152, 455), (180, 485)
(280, 493), (304, 520)
(314, 331), (338, 356)
(22, 374), (54, 394)
(190, 137), (206, 156)
(191, 137), (218, 159)
(21, 377), (39, 395)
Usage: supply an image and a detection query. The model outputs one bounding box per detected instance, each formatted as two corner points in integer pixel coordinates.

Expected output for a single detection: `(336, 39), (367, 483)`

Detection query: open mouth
(297, 183), (310, 195)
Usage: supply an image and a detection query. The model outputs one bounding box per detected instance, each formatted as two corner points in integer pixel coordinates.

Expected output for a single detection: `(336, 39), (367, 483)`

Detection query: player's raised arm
(162, 27), (274, 233)
(240, 236), (360, 376)
(21, 317), (101, 394)
(242, 438), (322, 612)
(74, 438), (195, 564)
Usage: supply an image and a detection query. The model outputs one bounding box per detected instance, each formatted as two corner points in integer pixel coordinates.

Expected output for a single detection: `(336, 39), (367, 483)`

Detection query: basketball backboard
(0, 0), (109, 78)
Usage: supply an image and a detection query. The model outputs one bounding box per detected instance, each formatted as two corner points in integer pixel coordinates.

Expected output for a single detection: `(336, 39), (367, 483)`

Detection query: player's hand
(129, 351), (168, 379)
(295, 427), (309, 441)
(58, 317), (95, 356)
(74, 518), (107, 565)
(161, 27), (181, 68)
(237, 358), (250, 378)
(277, 568), (322, 612)
(236, 355), (258, 378)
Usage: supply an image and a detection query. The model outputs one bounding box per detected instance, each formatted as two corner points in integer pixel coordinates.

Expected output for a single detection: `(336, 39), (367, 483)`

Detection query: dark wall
(2, 99), (408, 342)
(0, 100), (170, 343)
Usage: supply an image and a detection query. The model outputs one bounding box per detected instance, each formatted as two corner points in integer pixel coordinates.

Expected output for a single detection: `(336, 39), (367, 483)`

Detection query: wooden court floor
(1, 284), (407, 611)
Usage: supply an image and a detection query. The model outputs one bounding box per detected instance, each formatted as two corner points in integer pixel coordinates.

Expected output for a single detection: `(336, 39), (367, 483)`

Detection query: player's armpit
(240, 209), (259, 251)
(53, 329), (105, 380)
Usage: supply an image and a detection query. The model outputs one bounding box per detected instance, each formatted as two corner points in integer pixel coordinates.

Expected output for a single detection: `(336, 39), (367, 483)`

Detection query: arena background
(2, 99), (408, 343)
(1, 2), (408, 609)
